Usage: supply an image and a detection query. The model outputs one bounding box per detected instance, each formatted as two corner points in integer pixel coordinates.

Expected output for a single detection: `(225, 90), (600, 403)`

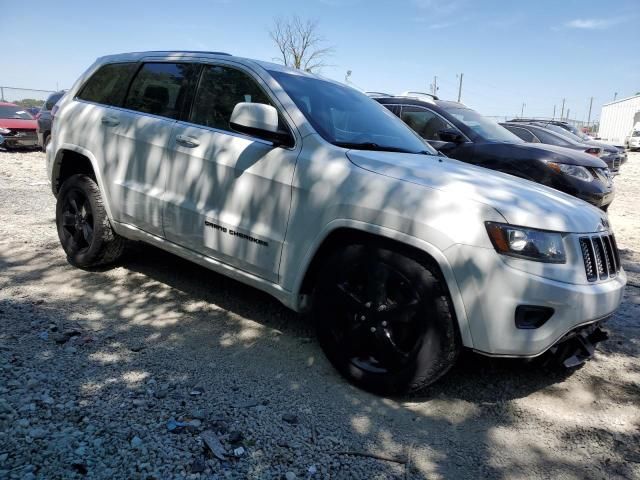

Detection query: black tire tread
(57, 174), (125, 267)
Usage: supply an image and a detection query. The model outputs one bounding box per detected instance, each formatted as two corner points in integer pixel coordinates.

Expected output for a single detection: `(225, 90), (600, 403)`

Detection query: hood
(0, 118), (37, 130)
(346, 150), (607, 233)
(495, 142), (607, 167)
(586, 140), (622, 153)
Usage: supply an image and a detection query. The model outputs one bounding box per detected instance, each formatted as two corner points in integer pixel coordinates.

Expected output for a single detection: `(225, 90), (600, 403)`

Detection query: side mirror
(230, 102), (293, 147)
(437, 128), (465, 144)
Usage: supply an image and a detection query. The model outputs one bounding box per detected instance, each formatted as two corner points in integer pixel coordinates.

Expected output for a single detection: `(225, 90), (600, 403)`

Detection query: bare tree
(269, 16), (334, 73)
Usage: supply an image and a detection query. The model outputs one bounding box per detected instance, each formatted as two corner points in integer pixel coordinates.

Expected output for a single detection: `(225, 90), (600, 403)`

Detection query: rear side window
(124, 63), (201, 119)
(77, 63), (137, 106)
(190, 65), (273, 131)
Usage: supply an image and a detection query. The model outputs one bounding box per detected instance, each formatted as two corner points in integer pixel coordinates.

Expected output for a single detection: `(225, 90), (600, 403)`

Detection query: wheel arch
(51, 145), (115, 221)
(293, 221), (473, 348)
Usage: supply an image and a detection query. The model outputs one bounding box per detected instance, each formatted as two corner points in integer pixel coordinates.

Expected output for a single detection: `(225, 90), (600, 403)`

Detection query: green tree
(13, 98), (44, 108)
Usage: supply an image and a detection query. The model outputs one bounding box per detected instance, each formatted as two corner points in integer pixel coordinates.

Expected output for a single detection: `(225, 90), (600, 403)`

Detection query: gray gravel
(0, 149), (639, 479)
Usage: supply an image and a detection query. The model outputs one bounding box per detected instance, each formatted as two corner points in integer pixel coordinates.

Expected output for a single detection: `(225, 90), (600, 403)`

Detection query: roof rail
(398, 91), (439, 101)
(143, 50), (232, 56)
(365, 91), (393, 97)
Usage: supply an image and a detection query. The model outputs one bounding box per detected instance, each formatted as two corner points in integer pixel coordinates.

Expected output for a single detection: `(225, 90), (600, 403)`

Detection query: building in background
(598, 94), (640, 143)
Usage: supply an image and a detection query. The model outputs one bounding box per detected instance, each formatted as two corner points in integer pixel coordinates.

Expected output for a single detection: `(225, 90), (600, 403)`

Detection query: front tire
(56, 174), (125, 267)
(313, 244), (460, 395)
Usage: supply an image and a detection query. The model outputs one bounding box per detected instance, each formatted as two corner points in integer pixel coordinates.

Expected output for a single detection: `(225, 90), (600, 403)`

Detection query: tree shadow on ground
(1, 243), (639, 479)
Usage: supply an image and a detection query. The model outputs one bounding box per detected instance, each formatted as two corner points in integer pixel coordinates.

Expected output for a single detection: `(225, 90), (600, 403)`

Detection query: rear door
(112, 62), (201, 236)
(163, 62), (300, 282)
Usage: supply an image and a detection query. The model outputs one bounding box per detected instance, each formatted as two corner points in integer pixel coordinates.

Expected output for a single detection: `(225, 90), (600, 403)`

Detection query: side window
(382, 104), (401, 117)
(506, 126), (536, 142)
(400, 106), (455, 141)
(190, 65), (274, 131)
(77, 63), (137, 106)
(124, 63), (200, 119)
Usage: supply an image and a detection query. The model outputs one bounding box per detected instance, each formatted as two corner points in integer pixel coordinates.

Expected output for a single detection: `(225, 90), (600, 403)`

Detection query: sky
(1, 0), (638, 122)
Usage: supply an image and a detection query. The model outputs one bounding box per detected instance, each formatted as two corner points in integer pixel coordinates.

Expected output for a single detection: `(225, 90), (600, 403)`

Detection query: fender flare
(51, 143), (115, 222)
(290, 219), (474, 348)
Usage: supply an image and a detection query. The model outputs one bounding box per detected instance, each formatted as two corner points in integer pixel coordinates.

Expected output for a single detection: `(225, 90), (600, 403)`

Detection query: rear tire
(56, 174), (125, 267)
(313, 244), (460, 395)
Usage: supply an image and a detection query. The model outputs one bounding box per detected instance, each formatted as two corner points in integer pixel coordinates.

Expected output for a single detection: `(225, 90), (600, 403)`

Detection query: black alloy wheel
(56, 174), (125, 267)
(59, 187), (94, 254)
(314, 244), (459, 395)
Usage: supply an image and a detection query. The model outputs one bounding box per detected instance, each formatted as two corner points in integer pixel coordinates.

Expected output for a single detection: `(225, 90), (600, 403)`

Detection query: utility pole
(560, 98), (566, 119)
(566, 108), (570, 121)
(613, 92), (618, 101)
(521, 103), (526, 118)
(430, 76), (438, 97)
(552, 105), (556, 119)
(587, 97), (593, 127)
(0, 87), (4, 102)
(457, 73), (464, 102)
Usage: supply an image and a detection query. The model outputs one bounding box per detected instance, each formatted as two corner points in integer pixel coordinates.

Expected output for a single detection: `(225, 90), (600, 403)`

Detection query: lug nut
(370, 327), (376, 333)
(381, 321), (387, 327)
(360, 315), (366, 321)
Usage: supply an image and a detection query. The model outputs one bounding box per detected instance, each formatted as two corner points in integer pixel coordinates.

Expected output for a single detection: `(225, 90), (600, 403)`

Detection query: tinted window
(633, 131), (640, 137)
(0, 105), (34, 120)
(45, 92), (64, 111)
(401, 106), (456, 141)
(124, 63), (200, 119)
(270, 70), (436, 155)
(540, 123), (584, 142)
(504, 126), (536, 142)
(190, 65), (274, 131)
(77, 63), (137, 106)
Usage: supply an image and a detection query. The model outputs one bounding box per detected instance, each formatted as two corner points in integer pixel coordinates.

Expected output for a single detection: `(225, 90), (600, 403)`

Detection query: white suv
(47, 51), (626, 394)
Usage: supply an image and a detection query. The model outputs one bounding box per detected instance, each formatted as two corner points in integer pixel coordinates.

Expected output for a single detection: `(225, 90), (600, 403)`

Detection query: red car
(0, 102), (39, 150)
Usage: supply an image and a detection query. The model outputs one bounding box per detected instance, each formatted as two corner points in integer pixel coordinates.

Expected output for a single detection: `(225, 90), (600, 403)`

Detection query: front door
(163, 63), (299, 283)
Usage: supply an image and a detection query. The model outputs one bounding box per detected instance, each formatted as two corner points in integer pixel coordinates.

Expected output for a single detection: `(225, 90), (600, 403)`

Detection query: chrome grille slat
(603, 235), (616, 276)
(580, 233), (621, 282)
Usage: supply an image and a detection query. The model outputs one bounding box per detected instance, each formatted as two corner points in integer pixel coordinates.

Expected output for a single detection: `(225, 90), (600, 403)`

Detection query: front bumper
(445, 243), (626, 357)
(0, 131), (39, 149)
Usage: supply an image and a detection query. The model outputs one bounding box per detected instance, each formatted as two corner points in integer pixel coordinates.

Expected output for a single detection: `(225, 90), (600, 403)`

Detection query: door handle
(101, 116), (120, 127)
(176, 134), (200, 148)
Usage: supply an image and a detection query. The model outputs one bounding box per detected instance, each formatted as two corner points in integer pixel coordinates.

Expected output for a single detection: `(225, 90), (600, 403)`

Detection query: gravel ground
(0, 149), (639, 480)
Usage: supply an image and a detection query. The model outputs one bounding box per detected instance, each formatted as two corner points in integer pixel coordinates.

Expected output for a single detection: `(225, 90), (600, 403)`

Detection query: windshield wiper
(334, 141), (429, 155)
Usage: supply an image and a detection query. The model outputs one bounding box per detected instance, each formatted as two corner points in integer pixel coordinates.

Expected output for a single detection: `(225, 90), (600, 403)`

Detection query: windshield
(442, 106), (523, 143)
(540, 123), (585, 143)
(45, 92), (64, 111)
(269, 70), (436, 155)
(0, 105), (34, 120)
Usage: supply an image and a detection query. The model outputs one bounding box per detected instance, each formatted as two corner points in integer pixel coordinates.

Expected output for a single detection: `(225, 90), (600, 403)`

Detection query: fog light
(515, 305), (554, 329)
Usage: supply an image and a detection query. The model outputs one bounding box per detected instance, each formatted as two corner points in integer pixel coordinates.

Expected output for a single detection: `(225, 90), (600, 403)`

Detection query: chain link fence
(0, 86), (56, 109)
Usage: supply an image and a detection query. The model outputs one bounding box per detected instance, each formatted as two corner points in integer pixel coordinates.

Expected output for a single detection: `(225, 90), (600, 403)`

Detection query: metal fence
(0, 86), (56, 108)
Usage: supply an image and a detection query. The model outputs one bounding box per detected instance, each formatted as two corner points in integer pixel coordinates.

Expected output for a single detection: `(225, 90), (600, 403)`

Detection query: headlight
(0, 127), (10, 135)
(546, 162), (593, 182)
(485, 222), (566, 263)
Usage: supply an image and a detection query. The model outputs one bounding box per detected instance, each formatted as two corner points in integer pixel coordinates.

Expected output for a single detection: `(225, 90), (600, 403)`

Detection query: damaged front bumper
(542, 317), (610, 368)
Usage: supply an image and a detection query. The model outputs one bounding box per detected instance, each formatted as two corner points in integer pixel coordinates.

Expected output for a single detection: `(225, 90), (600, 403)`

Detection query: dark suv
(371, 93), (614, 210)
(37, 90), (65, 150)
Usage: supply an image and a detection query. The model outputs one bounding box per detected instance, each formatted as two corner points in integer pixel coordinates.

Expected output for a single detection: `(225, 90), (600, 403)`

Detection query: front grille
(579, 234), (620, 282)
